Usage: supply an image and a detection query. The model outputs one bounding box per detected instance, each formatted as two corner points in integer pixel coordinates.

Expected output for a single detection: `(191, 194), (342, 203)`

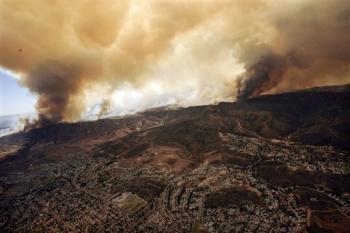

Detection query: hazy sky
(0, 68), (36, 116)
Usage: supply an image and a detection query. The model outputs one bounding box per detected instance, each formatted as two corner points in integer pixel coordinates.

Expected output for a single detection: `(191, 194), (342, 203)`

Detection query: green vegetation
(98, 171), (110, 183)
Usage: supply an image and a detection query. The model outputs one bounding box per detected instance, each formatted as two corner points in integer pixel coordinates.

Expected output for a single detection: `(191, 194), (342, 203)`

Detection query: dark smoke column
(237, 55), (287, 99)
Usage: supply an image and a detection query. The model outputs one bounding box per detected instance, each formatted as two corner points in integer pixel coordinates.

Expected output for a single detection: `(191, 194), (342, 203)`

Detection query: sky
(0, 68), (36, 116)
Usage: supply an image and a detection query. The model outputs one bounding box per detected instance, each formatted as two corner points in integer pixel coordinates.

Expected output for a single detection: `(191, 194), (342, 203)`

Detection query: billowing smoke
(237, 0), (350, 98)
(237, 54), (288, 99)
(98, 99), (111, 119)
(0, 0), (349, 122)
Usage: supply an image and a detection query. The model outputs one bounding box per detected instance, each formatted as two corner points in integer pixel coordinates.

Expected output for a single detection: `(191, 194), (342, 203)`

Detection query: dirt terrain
(0, 85), (349, 232)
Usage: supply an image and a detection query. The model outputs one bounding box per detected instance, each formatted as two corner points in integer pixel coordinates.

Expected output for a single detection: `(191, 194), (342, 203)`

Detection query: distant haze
(0, 0), (349, 123)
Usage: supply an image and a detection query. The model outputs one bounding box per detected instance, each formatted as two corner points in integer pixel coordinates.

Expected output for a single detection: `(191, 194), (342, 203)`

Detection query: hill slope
(0, 85), (349, 233)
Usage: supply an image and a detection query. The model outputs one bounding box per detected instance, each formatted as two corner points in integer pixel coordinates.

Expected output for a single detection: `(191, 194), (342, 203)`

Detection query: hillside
(0, 85), (349, 233)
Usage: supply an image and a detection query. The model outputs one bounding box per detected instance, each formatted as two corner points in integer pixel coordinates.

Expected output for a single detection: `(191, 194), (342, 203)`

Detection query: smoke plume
(0, 0), (349, 122)
(98, 99), (111, 119)
(237, 0), (350, 98)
